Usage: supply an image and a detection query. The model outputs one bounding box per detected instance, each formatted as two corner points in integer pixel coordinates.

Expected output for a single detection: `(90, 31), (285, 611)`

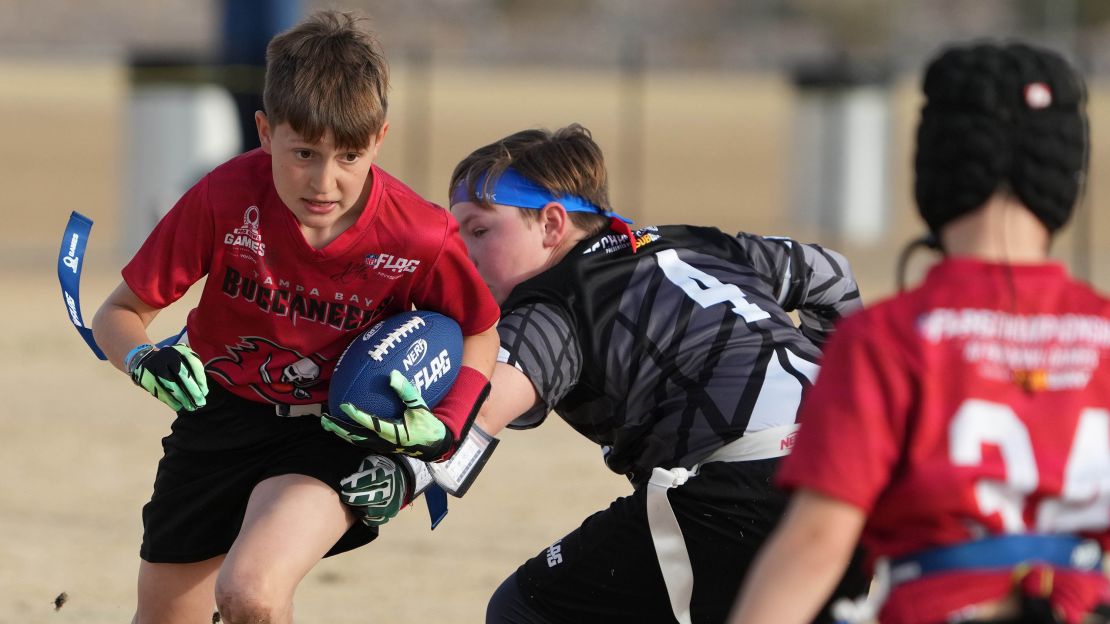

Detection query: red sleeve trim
(432, 365), (490, 447)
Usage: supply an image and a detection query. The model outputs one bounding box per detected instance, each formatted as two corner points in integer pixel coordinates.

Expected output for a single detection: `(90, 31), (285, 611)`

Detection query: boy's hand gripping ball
(321, 311), (463, 459)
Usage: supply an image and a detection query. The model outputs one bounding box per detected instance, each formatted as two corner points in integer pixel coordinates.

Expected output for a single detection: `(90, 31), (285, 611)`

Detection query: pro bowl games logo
(225, 205), (266, 259)
(62, 232), (80, 273)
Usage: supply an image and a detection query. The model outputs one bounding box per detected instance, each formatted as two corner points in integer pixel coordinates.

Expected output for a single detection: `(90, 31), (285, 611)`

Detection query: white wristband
(428, 423), (499, 497)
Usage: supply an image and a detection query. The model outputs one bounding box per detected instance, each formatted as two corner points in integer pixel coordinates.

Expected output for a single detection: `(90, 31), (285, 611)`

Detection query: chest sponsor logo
(329, 253), (422, 284)
(365, 253), (420, 276)
(224, 205), (266, 258)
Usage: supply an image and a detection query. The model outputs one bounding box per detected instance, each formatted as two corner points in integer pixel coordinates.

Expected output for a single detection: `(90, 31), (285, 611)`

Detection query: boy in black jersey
(445, 124), (865, 623)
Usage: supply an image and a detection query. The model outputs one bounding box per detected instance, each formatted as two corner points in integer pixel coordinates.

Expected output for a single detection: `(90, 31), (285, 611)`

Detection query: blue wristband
(124, 343), (155, 372)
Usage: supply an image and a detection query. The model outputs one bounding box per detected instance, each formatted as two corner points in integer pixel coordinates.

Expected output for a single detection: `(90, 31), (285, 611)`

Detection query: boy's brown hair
(450, 124), (612, 234)
(264, 10), (389, 149)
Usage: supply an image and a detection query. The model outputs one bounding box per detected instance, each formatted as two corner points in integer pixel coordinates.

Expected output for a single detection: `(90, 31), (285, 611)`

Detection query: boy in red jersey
(731, 43), (1110, 624)
(91, 11), (499, 624)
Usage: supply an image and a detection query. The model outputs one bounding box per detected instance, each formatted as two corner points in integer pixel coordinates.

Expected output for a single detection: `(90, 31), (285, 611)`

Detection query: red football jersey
(123, 149), (499, 406)
(778, 258), (1110, 623)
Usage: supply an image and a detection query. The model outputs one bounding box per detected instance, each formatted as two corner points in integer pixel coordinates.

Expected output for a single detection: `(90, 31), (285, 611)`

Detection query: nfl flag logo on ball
(329, 311), (463, 424)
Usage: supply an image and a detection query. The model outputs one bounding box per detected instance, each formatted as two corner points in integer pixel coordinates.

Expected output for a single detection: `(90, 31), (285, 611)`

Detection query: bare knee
(215, 581), (290, 624)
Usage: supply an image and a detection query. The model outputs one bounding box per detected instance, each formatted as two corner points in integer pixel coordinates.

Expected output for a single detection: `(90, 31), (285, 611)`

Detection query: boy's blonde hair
(450, 124), (612, 234)
(264, 10), (389, 149)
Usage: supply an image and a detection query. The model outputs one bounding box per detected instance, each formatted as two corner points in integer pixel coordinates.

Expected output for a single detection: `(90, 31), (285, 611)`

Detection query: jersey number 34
(950, 398), (1110, 534)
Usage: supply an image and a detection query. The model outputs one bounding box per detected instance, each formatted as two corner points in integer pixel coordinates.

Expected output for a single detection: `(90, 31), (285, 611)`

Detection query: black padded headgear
(914, 42), (1088, 234)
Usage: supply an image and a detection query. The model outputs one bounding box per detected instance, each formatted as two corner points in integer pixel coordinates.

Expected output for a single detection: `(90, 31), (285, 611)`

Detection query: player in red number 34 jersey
(731, 43), (1110, 624)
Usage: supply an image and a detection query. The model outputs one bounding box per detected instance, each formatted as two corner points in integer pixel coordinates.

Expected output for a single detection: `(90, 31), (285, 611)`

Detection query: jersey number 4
(950, 398), (1110, 533)
(657, 249), (770, 323)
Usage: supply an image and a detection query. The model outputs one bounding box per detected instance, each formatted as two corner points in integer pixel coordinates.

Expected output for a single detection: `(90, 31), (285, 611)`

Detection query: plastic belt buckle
(275, 403), (323, 417)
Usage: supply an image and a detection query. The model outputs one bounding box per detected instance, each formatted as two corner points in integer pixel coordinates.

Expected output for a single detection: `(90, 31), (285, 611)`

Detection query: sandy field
(1, 261), (633, 623)
(1, 57), (1108, 623)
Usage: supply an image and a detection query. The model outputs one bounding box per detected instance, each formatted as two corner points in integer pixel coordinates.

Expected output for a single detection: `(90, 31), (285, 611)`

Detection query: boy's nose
(310, 161), (338, 193)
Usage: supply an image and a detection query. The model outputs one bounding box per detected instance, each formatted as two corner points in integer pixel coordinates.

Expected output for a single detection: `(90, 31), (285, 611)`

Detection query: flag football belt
(700, 423), (799, 465)
(643, 423), (799, 624)
(58, 211), (187, 357)
(58, 211), (107, 359)
(889, 534), (1105, 588)
(274, 403), (325, 418)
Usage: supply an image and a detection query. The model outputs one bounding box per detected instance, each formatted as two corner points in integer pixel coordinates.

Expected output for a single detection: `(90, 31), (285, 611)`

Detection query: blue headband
(451, 168), (632, 224)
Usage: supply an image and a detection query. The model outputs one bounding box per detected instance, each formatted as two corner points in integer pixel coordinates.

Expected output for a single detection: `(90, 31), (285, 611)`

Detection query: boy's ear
(255, 111), (273, 153)
(368, 121), (390, 160)
(539, 202), (569, 248)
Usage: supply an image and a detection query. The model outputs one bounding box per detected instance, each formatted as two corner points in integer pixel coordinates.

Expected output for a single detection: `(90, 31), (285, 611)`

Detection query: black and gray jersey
(497, 224), (860, 486)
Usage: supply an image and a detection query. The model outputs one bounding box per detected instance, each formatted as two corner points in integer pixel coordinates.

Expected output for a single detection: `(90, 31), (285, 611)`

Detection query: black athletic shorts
(139, 379), (377, 563)
(503, 459), (867, 624)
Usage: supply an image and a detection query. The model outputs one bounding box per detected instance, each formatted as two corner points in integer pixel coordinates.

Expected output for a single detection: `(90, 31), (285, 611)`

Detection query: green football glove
(339, 454), (412, 527)
(127, 344), (209, 412)
(320, 370), (451, 460)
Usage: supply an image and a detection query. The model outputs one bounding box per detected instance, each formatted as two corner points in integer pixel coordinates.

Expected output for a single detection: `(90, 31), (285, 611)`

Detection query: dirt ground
(1, 262), (633, 623)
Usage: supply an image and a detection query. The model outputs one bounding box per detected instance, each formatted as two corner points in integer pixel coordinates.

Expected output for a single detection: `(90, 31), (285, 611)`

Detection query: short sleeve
(776, 312), (914, 513)
(497, 302), (582, 429)
(412, 214), (500, 336)
(122, 176), (214, 308)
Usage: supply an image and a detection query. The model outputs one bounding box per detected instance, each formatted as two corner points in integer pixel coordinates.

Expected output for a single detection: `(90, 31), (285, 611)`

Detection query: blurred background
(2, 1), (1110, 622)
(3, 0), (1109, 292)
